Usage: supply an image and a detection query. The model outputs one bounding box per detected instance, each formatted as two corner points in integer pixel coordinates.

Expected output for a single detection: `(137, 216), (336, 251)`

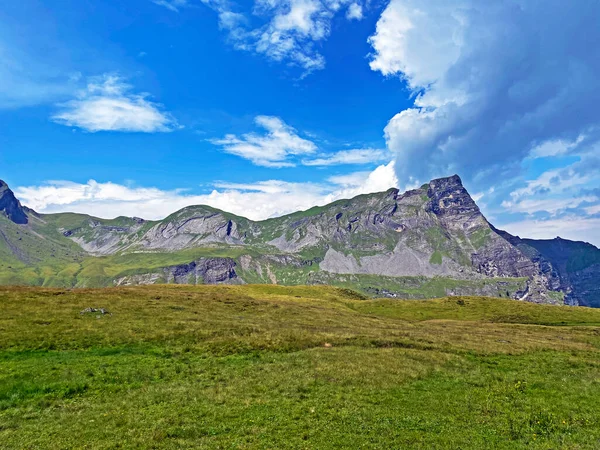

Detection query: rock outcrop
(0, 180), (28, 224)
(115, 257), (240, 286)
(164, 257), (240, 284)
(496, 234), (600, 307)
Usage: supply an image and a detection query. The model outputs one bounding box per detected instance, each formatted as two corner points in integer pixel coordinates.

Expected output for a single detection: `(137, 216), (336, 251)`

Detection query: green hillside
(1, 285), (600, 448)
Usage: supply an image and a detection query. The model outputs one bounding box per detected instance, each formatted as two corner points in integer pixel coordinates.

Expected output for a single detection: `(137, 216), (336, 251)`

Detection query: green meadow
(1, 284), (600, 448)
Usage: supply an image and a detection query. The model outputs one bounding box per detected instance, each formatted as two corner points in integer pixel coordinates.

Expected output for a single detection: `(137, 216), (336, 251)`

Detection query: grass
(1, 285), (600, 448)
(0, 245), (277, 288)
(429, 250), (443, 265)
(469, 227), (492, 250)
(310, 272), (530, 300)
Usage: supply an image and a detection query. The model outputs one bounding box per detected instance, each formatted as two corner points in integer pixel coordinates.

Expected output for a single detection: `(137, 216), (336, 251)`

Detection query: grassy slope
(307, 271), (531, 300)
(1, 285), (600, 448)
(0, 215), (85, 286)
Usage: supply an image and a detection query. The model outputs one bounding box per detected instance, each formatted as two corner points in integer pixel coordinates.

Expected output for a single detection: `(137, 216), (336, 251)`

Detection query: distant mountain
(1, 176), (598, 306)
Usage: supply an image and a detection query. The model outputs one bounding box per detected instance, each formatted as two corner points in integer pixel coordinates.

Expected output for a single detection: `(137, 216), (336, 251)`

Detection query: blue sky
(1, 0), (599, 246)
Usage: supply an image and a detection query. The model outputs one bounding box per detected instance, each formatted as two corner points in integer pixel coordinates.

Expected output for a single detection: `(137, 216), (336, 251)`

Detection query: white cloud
(528, 135), (585, 159)
(368, 1), (461, 86)
(327, 171), (370, 186)
(499, 217), (600, 247)
(202, 0), (356, 73)
(584, 204), (600, 216)
(14, 162), (397, 221)
(211, 115), (316, 167)
(152, 0), (189, 12)
(368, 0), (600, 186)
(51, 74), (179, 132)
(501, 196), (598, 215)
(508, 167), (594, 202)
(248, 0), (337, 72)
(346, 3), (363, 20)
(218, 10), (247, 30)
(302, 148), (387, 166)
(498, 164), (600, 217)
(471, 192), (484, 202)
(325, 161), (398, 199)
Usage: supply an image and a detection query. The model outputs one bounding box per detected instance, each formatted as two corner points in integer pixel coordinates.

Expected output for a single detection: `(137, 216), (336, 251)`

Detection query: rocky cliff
(115, 257), (241, 286)
(0, 181), (28, 225)
(495, 232), (600, 307)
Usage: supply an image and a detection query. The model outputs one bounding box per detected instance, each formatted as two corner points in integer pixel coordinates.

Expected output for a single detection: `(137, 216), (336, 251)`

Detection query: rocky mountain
(1, 175), (598, 306)
(0, 180), (28, 225)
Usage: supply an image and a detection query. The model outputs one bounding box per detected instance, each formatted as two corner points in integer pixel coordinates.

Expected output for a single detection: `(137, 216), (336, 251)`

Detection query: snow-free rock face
(426, 175), (481, 221)
(499, 235), (600, 307)
(0, 180), (28, 224)
(115, 257), (240, 286)
(138, 206), (247, 251)
(165, 257), (239, 284)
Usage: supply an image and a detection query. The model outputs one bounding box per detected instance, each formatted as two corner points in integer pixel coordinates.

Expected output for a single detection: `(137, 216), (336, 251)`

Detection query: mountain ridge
(1, 175), (598, 306)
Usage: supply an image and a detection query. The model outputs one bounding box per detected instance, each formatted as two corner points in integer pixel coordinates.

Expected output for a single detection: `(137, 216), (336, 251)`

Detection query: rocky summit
(0, 180), (28, 225)
(0, 176), (598, 306)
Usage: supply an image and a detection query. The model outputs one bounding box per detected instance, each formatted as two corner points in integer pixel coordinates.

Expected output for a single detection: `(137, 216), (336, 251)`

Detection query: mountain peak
(0, 180), (28, 224)
(425, 174), (479, 217)
(428, 174), (463, 189)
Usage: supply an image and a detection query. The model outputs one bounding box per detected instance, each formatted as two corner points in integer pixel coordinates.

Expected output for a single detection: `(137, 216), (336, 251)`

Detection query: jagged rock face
(517, 237), (600, 307)
(165, 257), (239, 284)
(0, 180), (28, 224)
(115, 258), (240, 286)
(427, 175), (480, 218)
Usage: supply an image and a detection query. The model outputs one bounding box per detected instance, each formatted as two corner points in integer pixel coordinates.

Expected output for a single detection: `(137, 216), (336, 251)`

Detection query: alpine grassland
(1, 285), (600, 448)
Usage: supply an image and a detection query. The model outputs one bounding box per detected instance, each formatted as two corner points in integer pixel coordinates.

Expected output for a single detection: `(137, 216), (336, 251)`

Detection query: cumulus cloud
(14, 162), (398, 221)
(211, 115), (316, 167)
(51, 74), (180, 132)
(232, 0), (342, 72)
(302, 148), (387, 166)
(368, 0), (600, 184)
(345, 3), (363, 20)
(326, 161), (399, 198)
